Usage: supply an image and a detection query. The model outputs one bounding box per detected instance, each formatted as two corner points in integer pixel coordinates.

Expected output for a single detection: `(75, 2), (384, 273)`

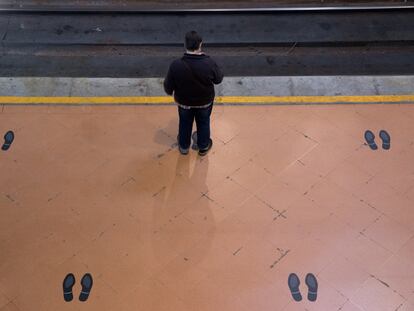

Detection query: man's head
(185, 31), (202, 52)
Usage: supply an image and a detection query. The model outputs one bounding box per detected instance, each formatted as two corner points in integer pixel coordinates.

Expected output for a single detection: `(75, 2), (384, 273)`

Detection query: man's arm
(212, 61), (224, 85)
(163, 64), (175, 95)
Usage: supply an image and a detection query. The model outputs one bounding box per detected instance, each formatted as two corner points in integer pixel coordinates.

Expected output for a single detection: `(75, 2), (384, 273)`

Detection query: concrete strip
(1, 76), (413, 98)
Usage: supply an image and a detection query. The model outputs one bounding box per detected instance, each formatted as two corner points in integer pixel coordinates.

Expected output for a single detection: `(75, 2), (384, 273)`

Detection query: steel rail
(0, 5), (414, 13)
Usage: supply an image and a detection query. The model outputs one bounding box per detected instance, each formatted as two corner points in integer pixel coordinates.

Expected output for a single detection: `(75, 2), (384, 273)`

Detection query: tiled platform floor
(1, 103), (414, 311)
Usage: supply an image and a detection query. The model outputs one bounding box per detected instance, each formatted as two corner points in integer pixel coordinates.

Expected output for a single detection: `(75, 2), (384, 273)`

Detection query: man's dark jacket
(164, 53), (224, 107)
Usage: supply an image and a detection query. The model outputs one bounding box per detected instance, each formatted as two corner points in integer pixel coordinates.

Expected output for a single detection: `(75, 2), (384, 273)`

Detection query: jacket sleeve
(163, 64), (175, 95)
(211, 61), (224, 84)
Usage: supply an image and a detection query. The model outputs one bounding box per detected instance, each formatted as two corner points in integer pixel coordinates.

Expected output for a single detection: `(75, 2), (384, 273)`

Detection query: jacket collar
(183, 52), (207, 58)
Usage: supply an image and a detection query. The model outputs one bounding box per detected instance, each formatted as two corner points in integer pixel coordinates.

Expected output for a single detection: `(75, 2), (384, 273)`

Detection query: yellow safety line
(0, 95), (413, 105)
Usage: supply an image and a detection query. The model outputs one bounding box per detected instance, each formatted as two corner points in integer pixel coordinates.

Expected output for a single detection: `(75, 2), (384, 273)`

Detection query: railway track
(1, 4), (414, 11)
(0, 5), (413, 76)
(1, 0), (414, 11)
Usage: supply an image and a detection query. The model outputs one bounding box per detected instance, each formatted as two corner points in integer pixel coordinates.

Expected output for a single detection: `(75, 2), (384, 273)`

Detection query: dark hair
(185, 31), (202, 51)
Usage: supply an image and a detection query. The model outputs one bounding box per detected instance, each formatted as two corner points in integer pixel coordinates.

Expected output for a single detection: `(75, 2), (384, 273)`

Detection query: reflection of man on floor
(164, 30), (224, 156)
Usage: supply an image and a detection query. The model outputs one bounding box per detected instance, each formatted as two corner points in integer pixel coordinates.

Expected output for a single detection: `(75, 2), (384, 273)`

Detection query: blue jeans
(178, 104), (213, 150)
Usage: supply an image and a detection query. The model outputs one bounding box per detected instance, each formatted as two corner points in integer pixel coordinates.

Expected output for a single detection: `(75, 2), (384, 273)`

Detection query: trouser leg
(178, 106), (195, 149)
(194, 104), (213, 150)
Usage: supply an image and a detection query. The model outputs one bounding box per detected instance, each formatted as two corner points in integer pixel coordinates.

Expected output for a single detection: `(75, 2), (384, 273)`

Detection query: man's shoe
(198, 139), (213, 156)
(179, 145), (189, 155)
(177, 134), (189, 155)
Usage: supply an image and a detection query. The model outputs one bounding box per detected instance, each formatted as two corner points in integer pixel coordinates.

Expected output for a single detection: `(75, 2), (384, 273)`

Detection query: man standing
(164, 31), (224, 156)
